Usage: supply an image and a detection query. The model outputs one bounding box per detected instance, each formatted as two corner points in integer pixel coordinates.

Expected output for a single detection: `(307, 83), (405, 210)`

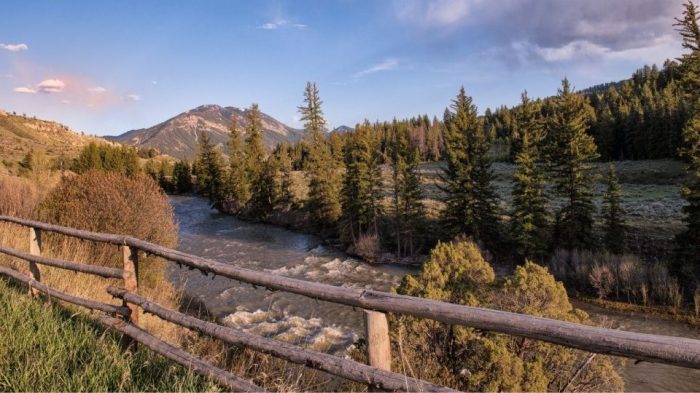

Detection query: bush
(351, 233), (381, 263)
(391, 240), (623, 391)
(36, 172), (178, 308)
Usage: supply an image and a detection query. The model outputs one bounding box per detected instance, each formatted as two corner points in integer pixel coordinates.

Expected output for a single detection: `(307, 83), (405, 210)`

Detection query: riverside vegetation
(167, 2), (700, 318)
(1, 2), (700, 391)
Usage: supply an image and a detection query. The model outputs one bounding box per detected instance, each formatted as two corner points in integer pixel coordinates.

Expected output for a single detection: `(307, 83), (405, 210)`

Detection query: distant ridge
(109, 104), (303, 160)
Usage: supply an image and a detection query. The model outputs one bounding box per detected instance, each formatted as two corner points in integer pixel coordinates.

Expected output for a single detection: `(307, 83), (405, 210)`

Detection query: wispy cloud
(124, 94), (141, 102)
(394, 0), (472, 28)
(13, 86), (36, 94)
(88, 86), (107, 93)
(354, 58), (400, 78)
(0, 43), (28, 52)
(257, 19), (307, 30)
(36, 79), (65, 93)
(0, 74), (12, 78)
(13, 78), (65, 94)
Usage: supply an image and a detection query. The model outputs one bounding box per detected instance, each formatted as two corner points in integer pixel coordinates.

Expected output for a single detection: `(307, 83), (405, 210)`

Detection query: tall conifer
(545, 79), (599, 250)
(601, 163), (626, 254)
(511, 92), (549, 261)
(439, 87), (500, 246)
(298, 82), (342, 228)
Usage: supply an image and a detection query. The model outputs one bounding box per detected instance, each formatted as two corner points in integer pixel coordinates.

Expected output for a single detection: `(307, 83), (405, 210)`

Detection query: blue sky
(0, 0), (687, 135)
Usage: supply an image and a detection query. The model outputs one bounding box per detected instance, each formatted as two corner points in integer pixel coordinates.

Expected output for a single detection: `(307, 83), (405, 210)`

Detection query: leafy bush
(391, 239), (623, 391)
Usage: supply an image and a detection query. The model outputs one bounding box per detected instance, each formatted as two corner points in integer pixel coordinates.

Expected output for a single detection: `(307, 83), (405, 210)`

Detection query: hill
(0, 109), (105, 167)
(109, 105), (303, 160)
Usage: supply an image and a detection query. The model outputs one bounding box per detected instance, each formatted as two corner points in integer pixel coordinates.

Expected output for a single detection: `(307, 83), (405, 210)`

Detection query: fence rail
(1, 214), (700, 392)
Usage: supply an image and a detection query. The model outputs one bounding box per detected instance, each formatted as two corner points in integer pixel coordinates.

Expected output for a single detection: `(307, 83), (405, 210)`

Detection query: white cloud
(13, 86), (36, 94)
(151, 80), (158, 85)
(61, 99), (71, 105)
(257, 19), (307, 30)
(395, 0), (474, 27)
(88, 86), (107, 93)
(354, 58), (400, 78)
(1, 74), (12, 78)
(125, 94), (141, 101)
(36, 79), (65, 93)
(0, 43), (28, 52)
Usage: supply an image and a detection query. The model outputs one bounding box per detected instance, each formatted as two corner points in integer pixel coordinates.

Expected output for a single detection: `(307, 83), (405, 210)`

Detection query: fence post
(122, 245), (139, 325)
(364, 310), (392, 373)
(28, 227), (42, 297)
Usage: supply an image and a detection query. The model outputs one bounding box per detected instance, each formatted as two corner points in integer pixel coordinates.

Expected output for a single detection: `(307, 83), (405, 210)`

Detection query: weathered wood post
(364, 310), (392, 372)
(28, 227), (42, 297)
(122, 245), (139, 325)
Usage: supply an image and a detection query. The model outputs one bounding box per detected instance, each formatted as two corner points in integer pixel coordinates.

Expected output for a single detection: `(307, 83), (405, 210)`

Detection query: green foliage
(674, 1), (700, 288)
(511, 92), (550, 261)
(193, 132), (225, 206)
(545, 79), (600, 251)
(439, 87), (501, 246)
(340, 121), (384, 241)
(602, 164), (627, 254)
(299, 82), (342, 228)
(72, 142), (139, 176)
(388, 121), (426, 259)
(393, 240), (624, 392)
(221, 115), (250, 212)
(275, 144), (295, 207)
(0, 279), (218, 392)
(172, 160), (193, 193)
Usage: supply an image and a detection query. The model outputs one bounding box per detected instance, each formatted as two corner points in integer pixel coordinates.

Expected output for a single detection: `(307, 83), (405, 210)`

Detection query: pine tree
(223, 115), (251, 212)
(340, 121), (383, 242)
(194, 132), (225, 206)
(601, 163), (626, 254)
(511, 92), (549, 261)
(173, 160), (193, 193)
(243, 104), (270, 216)
(389, 121), (426, 260)
(276, 144), (295, 208)
(298, 82), (342, 228)
(673, 1), (700, 285)
(439, 87), (500, 246)
(545, 79), (599, 250)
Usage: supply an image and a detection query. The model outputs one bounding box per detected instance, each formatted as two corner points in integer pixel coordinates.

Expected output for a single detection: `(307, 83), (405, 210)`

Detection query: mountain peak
(109, 105), (302, 160)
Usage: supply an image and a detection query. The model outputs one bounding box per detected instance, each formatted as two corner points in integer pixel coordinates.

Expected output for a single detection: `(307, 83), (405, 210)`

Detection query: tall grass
(0, 278), (218, 392)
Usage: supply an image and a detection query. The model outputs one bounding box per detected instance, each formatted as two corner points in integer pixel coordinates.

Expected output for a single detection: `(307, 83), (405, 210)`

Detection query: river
(169, 195), (700, 391)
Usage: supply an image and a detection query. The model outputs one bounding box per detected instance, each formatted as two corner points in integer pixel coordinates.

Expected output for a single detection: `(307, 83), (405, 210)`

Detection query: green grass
(0, 278), (220, 392)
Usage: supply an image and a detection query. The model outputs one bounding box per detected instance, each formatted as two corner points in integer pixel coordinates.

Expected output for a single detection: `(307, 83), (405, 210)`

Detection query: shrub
(352, 233), (381, 263)
(391, 240), (623, 391)
(589, 263), (614, 299)
(36, 172), (178, 309)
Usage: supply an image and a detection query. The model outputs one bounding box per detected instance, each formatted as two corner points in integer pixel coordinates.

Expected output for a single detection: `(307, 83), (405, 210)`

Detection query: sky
(0, 0), (689, 136)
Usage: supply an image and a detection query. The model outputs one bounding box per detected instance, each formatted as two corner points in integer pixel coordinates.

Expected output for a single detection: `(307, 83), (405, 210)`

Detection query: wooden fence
(1, 215), (700, 392)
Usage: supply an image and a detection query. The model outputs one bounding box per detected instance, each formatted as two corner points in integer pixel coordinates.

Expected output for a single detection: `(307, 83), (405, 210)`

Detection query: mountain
(110, 104), (303, 160)
(0, 109), (105, 164)
(331, 125), (353, 133)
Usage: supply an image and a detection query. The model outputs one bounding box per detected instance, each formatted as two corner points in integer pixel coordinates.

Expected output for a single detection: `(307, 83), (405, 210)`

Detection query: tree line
(170, 2), (700, 294)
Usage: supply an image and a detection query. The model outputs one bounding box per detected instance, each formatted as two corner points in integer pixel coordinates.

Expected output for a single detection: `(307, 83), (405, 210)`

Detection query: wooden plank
(364, 310), (392, 371)
(28, 227), (42, 297)
(0, 245), (124, 278)
(0, 266), (130, 317)
(122, 245), (139, 325)
(3, 215), (700, 369)
(107, 286), (453, 392)
(99, 315), (264, 392)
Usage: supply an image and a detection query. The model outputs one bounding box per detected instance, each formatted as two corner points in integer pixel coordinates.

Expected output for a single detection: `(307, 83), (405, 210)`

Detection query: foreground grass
(0, 278), (219, 392)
